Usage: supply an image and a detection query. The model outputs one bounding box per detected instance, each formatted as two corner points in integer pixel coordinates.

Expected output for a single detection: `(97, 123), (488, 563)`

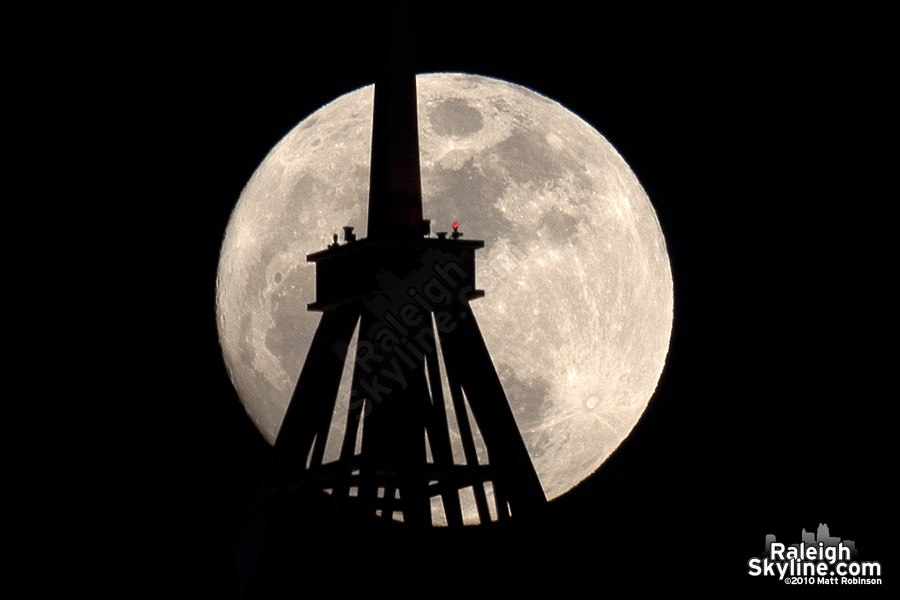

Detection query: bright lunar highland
(217, 73), (673, 521)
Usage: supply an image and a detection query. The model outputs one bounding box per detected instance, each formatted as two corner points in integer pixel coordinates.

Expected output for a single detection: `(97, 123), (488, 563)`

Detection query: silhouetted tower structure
(233, 6), (548, 598)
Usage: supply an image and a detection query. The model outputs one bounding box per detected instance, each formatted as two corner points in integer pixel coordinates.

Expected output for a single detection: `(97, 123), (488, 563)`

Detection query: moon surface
(217, 73), (673, 521)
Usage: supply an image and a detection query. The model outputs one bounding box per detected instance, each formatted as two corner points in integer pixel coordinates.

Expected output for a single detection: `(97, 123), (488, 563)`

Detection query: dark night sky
(121, 4), (893, 596)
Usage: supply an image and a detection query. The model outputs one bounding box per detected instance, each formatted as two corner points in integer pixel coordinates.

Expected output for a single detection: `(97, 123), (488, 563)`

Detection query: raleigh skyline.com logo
(748, 523), (882, 585)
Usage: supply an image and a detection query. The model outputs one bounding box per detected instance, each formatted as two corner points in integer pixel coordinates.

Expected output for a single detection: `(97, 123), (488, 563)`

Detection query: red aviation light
(452, 222), (459, 230)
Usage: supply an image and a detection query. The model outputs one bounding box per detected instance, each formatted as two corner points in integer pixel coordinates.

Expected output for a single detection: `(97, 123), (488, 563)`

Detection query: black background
(123, 3), (892, 596)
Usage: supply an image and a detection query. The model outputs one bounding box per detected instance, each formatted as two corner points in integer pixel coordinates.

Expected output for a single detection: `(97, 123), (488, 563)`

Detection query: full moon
(217, 73), (672, 520)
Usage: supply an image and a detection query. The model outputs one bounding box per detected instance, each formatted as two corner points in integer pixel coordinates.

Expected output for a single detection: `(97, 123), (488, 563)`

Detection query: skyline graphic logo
(747, 523), (882, 586)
